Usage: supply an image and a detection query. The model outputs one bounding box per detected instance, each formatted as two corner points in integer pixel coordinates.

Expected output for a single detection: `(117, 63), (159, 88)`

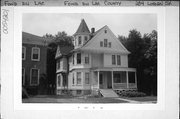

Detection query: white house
(55, 19), (137, 96)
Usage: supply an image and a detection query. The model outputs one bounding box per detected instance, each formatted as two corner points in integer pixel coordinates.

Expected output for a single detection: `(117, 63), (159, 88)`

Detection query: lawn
(120, 96), (157, 102)
(22, 95), (128, 103)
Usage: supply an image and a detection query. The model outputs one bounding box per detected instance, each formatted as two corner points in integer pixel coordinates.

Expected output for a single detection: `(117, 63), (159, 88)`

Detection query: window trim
(84, 36), (88, 42)
(77, 53), (81, 64)
(112, 55), (116, 65)
(31, 47), (40, 61)
(22, 67), (25, 85)
(85, 72), (90, 84)
(30, 68), (40, 86)
(85, 54), (89, 64)
(77, 72), (82, 85)
(117, 55), (121, 65)
(72, 54), (74, 65)
(22, 46), (26, 60)
(78, 36), (82, 45)
(57, 74), (62, 87)
(104, 39), (108, 47)
(72, 73), (75, 85)
(108, 42), (111, 48)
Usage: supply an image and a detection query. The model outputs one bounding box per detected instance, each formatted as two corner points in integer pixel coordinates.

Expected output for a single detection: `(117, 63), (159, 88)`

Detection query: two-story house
(22, 32), (50, 95)
(55, 19), (137, 96)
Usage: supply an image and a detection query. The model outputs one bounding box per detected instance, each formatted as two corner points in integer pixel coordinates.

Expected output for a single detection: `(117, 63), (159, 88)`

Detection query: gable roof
(74, 19), (90, 35)
(74, 25), (130, 54)
(55, 45), (74, 59)
(22, 32), (52, 46)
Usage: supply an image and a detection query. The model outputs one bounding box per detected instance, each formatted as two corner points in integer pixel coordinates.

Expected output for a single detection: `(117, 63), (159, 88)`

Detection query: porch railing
(113, 83), (137, 89)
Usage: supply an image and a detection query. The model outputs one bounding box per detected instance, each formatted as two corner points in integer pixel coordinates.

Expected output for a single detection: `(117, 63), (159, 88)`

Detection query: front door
(99, 73), (103, 89)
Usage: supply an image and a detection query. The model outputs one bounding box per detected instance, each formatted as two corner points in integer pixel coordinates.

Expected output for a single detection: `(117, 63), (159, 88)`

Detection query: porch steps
(99, 89), (119, 98)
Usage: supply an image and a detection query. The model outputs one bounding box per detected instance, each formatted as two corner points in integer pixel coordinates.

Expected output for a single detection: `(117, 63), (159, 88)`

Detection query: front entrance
(99, 71), (112, 89)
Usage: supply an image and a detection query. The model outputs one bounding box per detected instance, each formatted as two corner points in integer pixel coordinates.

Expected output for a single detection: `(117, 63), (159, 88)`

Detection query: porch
(91, 68), (137, 90)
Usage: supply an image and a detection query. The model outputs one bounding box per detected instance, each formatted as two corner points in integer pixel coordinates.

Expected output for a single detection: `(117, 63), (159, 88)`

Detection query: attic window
(105, 30), (107, 33)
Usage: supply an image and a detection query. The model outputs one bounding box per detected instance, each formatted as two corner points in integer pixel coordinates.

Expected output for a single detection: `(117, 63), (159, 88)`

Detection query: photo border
(13, 7), (165, 110)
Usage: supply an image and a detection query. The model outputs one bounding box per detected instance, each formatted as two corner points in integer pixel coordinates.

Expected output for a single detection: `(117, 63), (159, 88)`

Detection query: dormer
(73, 19), (90, 49)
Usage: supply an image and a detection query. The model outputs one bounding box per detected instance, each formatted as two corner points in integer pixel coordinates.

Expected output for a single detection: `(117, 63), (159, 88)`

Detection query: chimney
(91, 28), (95, 34)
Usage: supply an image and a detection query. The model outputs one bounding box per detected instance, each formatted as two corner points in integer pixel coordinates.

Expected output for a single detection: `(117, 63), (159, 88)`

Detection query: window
(22, 68), (25, 85)
(72, 55), (74, 65)
(30, 68), (39, 85)
(78, 36), (82, 45)
(117, 55), (121, 65)
(85, 73), (90, 84)
(104, 39), (108, 47)
(77, 53), (81, 64)
(77, 72), (81, 85)
(113, 71), (126, 83)
(84, 36), (88, 42)
(112, 55), (116, 65)
(31, 47), (40, 61)
(105, 30), (107, 33)
(72, 73), (75, 85)
(56, 60), (60, 70)
(57, 74), (61, 87)
(108, 42), (111, 48)
(22, 46), (26, 60)
(85, 54), (89, 64)
(100, 41), (103, 47)
(128, 72), (135, 83)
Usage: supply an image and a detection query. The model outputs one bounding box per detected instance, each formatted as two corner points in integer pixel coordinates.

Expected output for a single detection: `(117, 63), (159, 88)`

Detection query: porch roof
(92, 67), (136, 72)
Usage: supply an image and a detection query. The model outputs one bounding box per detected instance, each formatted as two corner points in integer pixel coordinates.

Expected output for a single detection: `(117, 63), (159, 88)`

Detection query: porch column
(135, 72), (137, 88)
(111, 71), (114, 89)
(126, 71), (129, 89)
(97, 71), (99, 89)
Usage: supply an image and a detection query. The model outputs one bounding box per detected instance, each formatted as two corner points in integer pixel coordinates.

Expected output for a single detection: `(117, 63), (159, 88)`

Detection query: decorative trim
(31, 47), (40, 61)
(30, 68), (40, 86)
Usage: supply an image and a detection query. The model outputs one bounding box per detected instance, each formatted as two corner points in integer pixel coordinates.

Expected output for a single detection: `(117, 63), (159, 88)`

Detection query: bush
(120, 92), (146, 97)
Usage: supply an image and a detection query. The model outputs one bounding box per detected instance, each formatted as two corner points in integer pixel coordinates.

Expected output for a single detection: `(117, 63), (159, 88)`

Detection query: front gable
(81, 26), (130, 54)
(55, 46), (62, 59)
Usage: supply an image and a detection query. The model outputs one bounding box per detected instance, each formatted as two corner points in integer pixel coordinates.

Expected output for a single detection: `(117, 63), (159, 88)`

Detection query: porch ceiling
(93, 67), (136, 72)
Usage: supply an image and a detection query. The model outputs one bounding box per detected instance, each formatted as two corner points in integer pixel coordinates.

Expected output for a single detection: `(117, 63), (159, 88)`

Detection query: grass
(120, 96), (157, 102)
(22, 95), (128, 103)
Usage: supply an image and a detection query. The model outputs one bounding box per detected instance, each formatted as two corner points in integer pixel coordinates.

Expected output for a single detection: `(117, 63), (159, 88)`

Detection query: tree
(44, 31), (73, 94)
(118, 29), (157, 96)
(144, 30), (157, 95)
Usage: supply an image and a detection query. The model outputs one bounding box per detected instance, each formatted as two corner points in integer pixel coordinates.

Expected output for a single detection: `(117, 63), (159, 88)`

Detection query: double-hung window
(85, 54), (89, 64)
(112, 55), (116, 65)
(22, 68), (25, 85)
(78, 36), (82, 45)
(30, 68), (39, 85)
(85, 73), (90, 84)
(117, 55), (121, 65)
(31, 47), (40, 61)
(57, 74), (61, 87)
(72, 73), (75, 85)
(104, 39), (108, 47)
(77, 72), (81, 85)
(77, 53), (81, 64)
(22, 46), (26, 60)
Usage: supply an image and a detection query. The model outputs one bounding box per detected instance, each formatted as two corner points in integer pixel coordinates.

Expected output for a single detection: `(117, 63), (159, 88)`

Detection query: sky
(23, 13), (157, 37)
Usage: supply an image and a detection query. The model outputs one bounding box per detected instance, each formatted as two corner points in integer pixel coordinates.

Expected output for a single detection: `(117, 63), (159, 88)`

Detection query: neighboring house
(22, 32), (50, 95)
(55, 19), (137, 96)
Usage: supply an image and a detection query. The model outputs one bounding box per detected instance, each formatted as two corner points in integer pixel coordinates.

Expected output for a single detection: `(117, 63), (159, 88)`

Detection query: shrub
(120, 91), (146, 97)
